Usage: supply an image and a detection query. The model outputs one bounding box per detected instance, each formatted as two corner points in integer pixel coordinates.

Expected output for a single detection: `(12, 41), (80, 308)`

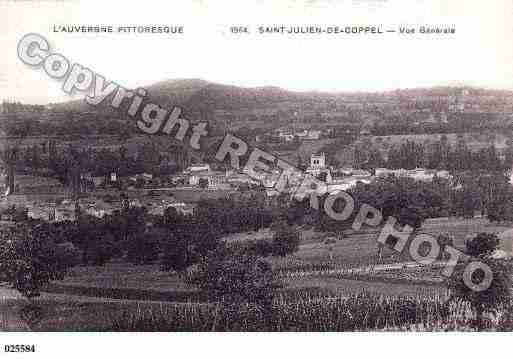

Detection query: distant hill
(49, 79), (344, 114)
(48, 79), (513, 122)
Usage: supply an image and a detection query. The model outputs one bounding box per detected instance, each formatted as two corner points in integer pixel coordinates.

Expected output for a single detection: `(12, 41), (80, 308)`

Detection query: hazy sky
(1, 0), (513, 104)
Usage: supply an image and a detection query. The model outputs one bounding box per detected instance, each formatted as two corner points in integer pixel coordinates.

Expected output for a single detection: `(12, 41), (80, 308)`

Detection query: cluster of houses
(1, 193), (197, 223)
(274, 128), (322, 142)
(304, 153), (373, 192)
(374, 168), (452, 182)
(5, 147), (507, 225)
(256, 128), (323, 143)
(173, 153), (377, 195)
(303, 153), (454, 193)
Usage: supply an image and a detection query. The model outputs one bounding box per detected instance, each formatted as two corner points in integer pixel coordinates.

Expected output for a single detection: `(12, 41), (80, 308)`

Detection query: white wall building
(185, 164), (211, 173)
(305, 153), (332, 182)
(375, 168), (451, 182)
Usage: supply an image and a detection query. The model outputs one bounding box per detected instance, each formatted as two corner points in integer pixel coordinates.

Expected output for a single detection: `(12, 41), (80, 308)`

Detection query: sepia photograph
(0, 0), (512, 356)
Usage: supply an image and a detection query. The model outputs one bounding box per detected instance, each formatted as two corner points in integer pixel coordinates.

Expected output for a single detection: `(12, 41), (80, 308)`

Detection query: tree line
(288, 173), (513, 234)
(3, 141), (181, 188)
(356, 135), (513, 172)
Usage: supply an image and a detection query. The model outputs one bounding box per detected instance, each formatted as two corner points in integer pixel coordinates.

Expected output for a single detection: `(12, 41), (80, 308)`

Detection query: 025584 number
(4, 345), (36, 353)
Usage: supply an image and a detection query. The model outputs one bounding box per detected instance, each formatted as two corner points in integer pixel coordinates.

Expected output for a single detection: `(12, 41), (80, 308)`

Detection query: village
(0, 147), (460, 224)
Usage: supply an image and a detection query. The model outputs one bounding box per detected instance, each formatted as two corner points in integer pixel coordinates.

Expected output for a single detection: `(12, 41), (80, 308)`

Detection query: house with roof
(305, 153), (332, 183)
(168, 202), (195, 215)
(84, 199), (116, 218)
(184, 164), (211, 173)
(306, 129), (321, 140)
(183, 163), (228, 189)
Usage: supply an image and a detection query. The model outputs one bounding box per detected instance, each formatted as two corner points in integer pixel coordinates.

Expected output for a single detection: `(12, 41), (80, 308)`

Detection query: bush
(398, 206), (425, 229)
(13, 206), (29, 222)
(198, 178), (209, 189)
(187, 246), (281, 309)
(135, 177), (145, 188)
(81, 232), (120, 266)
(55, 241), (82, 268)
(0, 224), (78, 298)
(126, 232), (160, 265)
(466, 233), (500, 258)
(161, 231), (197, 273)
(447, 259), (511, 330)
(271, 222), (300, 257)
(436, 233), (454, 260)
(246, 239), (274, 257)
(162, 206), (184, 227)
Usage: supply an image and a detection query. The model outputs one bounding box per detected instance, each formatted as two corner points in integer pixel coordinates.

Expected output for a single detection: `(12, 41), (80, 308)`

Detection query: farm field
(8, 288), (508, 331)
(2, 216), (511, 331)
(39, 217), (511, 301)
(230, 217), (512, 267)
(44, 261), (446, 302)
(0, 297), (209, 331)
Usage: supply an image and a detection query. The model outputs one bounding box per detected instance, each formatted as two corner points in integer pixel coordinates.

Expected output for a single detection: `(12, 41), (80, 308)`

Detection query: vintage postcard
(0, 0), (512, 356)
